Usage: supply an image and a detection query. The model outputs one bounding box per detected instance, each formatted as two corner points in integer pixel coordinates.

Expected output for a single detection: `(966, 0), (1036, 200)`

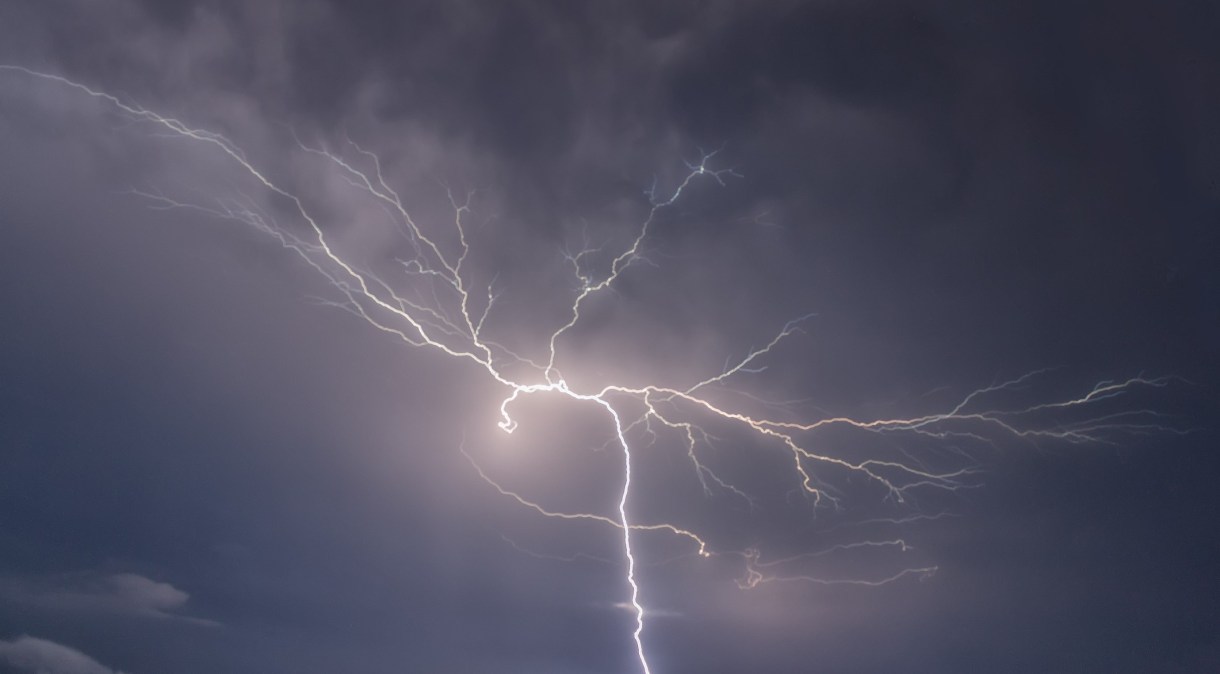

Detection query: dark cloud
(0, 1), (1216, 673)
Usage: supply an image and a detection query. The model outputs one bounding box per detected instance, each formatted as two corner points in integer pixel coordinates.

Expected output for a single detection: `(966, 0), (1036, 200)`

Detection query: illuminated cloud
(0, 2), (1213, 673)
(0, 636), (127, 674)
(0, 573), (215, 626)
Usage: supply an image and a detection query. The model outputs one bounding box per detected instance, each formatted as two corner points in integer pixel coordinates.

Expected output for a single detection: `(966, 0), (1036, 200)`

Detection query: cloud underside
(0, 636), (126, 674)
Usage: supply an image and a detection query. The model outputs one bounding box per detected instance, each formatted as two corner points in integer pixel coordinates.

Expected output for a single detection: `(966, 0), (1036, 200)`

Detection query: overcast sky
(0, 2), (1217, 673)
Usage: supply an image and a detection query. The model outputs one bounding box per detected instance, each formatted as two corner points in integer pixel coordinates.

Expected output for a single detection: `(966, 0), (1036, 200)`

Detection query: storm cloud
(0, 2), (1216, 673)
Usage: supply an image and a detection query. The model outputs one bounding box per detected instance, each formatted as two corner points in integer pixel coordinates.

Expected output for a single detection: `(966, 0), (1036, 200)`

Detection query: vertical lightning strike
(1, 67), (1186, 674)
(602, 397), (651, 674)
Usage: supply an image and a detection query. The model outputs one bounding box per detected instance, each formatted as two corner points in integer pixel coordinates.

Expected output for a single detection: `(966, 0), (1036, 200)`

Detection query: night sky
(1, 2), (1217, 673)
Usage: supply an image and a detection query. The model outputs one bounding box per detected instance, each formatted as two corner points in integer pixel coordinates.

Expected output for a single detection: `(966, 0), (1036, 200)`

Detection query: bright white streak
(599, 395), (650, 674)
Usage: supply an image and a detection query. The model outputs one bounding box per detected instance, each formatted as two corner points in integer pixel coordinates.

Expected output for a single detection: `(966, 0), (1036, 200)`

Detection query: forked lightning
(0, 66), (1182, 674)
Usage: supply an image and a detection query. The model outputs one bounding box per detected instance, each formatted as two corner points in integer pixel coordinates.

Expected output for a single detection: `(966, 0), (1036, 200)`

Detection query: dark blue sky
(0, 2), (1217, 673)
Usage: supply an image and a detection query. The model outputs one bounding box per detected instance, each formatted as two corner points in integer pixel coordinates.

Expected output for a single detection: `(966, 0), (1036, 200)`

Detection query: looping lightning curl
(1, 66), (1183, 674)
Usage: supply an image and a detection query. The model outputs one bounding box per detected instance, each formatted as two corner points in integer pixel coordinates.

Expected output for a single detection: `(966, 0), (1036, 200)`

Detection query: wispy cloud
(0, 635), (128, 674)
(0, 572), (218, 627)
(606, 602), (683, 619)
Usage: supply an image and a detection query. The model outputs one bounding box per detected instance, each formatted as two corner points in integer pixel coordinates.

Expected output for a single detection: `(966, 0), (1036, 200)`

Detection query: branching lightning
(1, 66), (1186, 674)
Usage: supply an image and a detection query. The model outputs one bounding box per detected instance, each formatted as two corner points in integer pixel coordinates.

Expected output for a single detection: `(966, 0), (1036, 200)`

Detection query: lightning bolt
(0, 66), (1186, 674)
